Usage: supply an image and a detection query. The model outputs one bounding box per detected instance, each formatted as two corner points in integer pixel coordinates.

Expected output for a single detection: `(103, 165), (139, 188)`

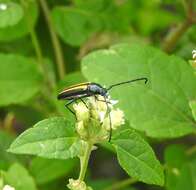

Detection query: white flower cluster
(0, 177), (15, 190)
(2, 185), (15, 190)
(0, 3), (7, 11)
(192, 50), (196, 63)
(73, 96), (125, 142)
(67, 179), (93, 190)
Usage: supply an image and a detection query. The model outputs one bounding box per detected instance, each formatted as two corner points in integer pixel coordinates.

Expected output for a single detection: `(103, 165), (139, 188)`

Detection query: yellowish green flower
(67, 179), (93, 190)
(73, 95), (125, 142)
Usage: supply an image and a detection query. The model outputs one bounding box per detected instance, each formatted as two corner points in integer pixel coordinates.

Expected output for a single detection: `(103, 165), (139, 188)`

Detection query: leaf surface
(112, 129), (164, 186)
(82, 43), (196, 138)
(4, 163), (37, 190)
(0, 2), (24, 28)
(0, 54), (42, 106)
(8, 117), (82, 159)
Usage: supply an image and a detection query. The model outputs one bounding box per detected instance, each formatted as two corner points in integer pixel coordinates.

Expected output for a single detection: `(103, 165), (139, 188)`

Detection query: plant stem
(186, 144), (196, 155)
(104, 178), (138, 190)
(3, 113), (15, 134)
(79, 142), (93, 181)
(27, 19), (43, 69)
(20, 0), (54, 90)
(162, 20), (191, 53)
(39, 0), (66, 80)
(162, 0), (195, 53)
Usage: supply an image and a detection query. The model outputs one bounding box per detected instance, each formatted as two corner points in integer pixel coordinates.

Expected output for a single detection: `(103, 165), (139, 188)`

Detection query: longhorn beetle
(57, 77), (148, 141)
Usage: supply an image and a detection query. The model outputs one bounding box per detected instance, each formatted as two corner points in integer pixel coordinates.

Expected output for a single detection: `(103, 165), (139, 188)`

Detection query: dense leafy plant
(0, 0), (195, 190)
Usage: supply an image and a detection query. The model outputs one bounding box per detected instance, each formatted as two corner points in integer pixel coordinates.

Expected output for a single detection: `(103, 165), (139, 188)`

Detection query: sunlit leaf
(0, 54), (42, 106)
(0, 2), (24, 28)
(52, 7), (99, 46)
(8, 117), (82, 159)
(82, 43), (196, 138)
(112, 129), (164, 186)
(189, 100), (196, 121)
(0, 0), (38, 41)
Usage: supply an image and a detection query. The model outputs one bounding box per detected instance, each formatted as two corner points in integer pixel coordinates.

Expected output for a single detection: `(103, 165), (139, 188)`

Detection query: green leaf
(52, 6), (99, 46)
(138, 8), (180, 36)
(73, 0), (132, 32)
(0, 2), (24, 28)
(8, 117), (82, 159)
(30, 157), (77, 185)
(0, 54), (42, 106)
(164, 145), (196, 190)
(82, 43), (196, 138)
(0, 0), (38, 42)
(189, 100), (196, 121)
(52, 1), (132, 46)
(164, 144), (187, 168)
(73, 0), (109, 11)
(0, 130), (17, 170)
(112, 129), (164, 186)
(4, 163), (37, 190)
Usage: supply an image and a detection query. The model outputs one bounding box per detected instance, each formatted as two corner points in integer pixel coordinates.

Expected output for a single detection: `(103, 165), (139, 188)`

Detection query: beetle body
(57, 82), (108, 100)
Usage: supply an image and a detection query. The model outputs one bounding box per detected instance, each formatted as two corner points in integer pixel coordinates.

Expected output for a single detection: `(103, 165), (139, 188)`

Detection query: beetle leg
(94, 95), (112, 104)
(104, 96), (112, 142)
(79, 98), (88, 109)
(65, 99), (76, 116)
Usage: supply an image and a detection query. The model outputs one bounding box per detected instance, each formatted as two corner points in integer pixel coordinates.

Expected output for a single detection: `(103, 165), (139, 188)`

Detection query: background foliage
(0, 0), (196, 190)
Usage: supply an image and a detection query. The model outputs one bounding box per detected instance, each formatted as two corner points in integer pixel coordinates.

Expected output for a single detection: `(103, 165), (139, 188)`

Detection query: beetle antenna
(107, 77), (148, 91)
(104, 96), (112, 142)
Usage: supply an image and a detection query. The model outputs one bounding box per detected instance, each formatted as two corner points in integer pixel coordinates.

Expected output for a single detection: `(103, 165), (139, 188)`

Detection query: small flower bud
(67, 179), (93, 190)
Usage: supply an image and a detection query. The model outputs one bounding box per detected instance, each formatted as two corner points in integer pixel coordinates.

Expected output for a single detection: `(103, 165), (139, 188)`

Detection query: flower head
(3, 185), (15, 190)
(0, 3), (7, 11)
(192, 49), (196, 63)
(73, 95), (125, 142)
(67, 179), (93, 190)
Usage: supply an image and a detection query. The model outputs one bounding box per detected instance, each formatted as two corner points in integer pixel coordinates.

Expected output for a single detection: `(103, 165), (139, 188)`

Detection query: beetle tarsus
(94, 95), (111, 104)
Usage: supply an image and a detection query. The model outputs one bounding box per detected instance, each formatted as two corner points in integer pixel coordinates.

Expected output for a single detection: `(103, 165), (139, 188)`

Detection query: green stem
(3, 113), (15, 134)
(104, 178), (138, 190)
(186, 144), (196, 155)
(162, 19), (191, 53)
(20, 0), (54, 90)
(162, 0), (195, 53)
(78, 142), (93, 181)
(39, 0), (66, 80)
